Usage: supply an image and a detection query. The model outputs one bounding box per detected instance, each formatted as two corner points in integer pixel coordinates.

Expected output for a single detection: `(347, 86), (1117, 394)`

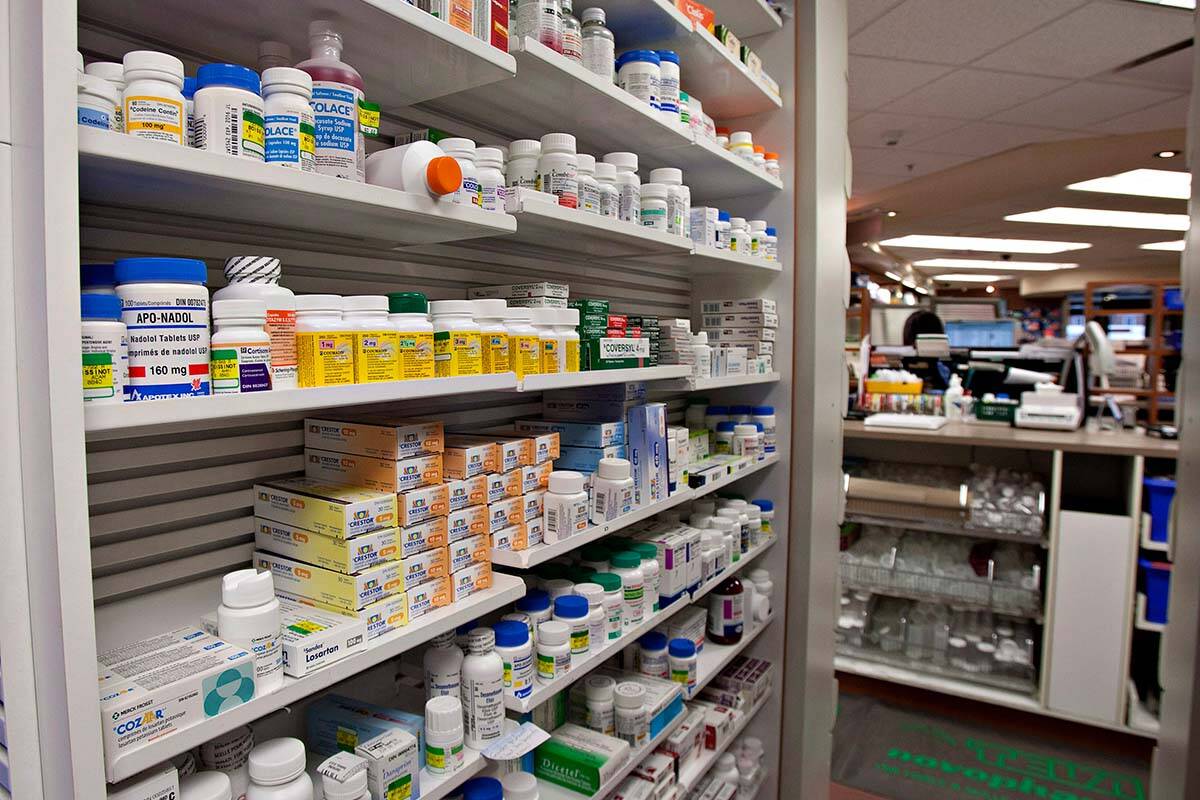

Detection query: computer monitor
(944, 319), (1018, 349)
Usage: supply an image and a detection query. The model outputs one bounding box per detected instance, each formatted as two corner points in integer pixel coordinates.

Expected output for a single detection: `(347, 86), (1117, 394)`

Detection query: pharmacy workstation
(4, 0), (819, 797)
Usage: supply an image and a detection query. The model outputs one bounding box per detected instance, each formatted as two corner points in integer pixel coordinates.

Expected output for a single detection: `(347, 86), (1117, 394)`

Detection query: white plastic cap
(574, 582), (604, 605)
(614, 681), (646, 709)
(717, 753), (737, 772)
(123, 50), (185, 85)
(730, 217), (748, 229)
(505, 306), (533, 322)
(212, 298), (268, 321)
(77, 51), (85, 74)
(737, 755), (757, 773)
(595, 162), (617, 181)
(224, 255), (282, 283)
(701, 530), (719, 547)
(439, 137), (477, 157)
(247, 738), (306, 786)
(538, 619), (569, 646)
(78, 74), (121, 105)
(585, 674), (616, 701)
(319, 753), (369, 800)
(502, 772), (540, 800)
(582, 7), (607, 24)
(510, 139), (542, 158)
(179, 771), (232, 800)
(557, 308), (580, 326)
(549, 470), (586, 495)
(540, 132), (577, 154)
(693, 331), (709, 345)
(690, 514), (714, 529)
(641, 182), (668, 200)
(296, 294), (344, 313)
(467, 627), (495, 654)
(717, 508), (743, 523)
(730, 131), (753, 145)
(425, 694), (465, 736)
(597, 457), (631, 481)
(749, 219), (767, 232)
(747, 569), (771, 584)
(486, 144), (510, 160)
(742, 736), (765, 756)
(259, 40), (293, 63)
(309, 19), (344, 46)
(472, 298), (509, 319)
(724, 498), (748, 510)
(261, 67), (313, 97)
(343, 295), (389, 313)
(84, 61), (125, 85)
(576, 153), (596, 175)
(734, 424), (758, 435)
(476, 147), (504, 170)
(529, 308), (558, 327)
(648, 167), (682, 185)
(604, 152), (639, 171)
(429, 299), (475, 317)
(221, 568), (275, 609)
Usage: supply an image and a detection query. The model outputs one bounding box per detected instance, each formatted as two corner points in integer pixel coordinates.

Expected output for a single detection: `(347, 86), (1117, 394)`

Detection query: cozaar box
(254, 477), (396, 538)
(255, 519), (400, 574)
(304, 449), (443, 494)
(304, 417), (444, 460)
(255, 550), (405, 611)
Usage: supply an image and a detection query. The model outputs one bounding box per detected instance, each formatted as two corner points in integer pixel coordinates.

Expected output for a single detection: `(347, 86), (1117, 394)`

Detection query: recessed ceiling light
(885, 210), (898, 218)
(1140, 240), (1186, 251)
(913, 258), (1078, 271)
(884, 271), (902, 281)
(1005, 207), (1190, 231)
(933, 273), (1011, 282)
(1156, 150), (1181, 159)
(914, 285), (929, 295)
(1067, 169), (1190, 200)
(986, 285), (996, 294)
(880, 234), (1092, 254)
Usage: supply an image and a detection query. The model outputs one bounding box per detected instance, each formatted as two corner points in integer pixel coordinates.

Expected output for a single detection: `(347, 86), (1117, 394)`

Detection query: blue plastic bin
(1144, 477), (1175, 543)
(1140, 559), (1172, 624)
(1165, 287), (1183, 310)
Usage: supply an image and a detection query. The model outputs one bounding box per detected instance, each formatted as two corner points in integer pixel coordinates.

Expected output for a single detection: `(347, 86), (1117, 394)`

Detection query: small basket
(974, 400), (1018, 424)
(865, 379), (923, 395)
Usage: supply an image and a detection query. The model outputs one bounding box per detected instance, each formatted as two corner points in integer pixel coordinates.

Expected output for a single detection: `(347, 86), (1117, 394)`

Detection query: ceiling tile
(849, 55), (954, 111)
(849, 112), (968, 149)
(853, 146), (976, 177)
(989, 82), (1181, 128)
(882, 68), (1071, 119)
(850, 0), (1087, 65)
(1101, 46), (1193, 92)
(849, 0), (905, 34)
(912, 121), (1086, 156)
(973, 1), (1192, 78)
(1092, 94), (1190, 134)
(851, 170), (906, 197)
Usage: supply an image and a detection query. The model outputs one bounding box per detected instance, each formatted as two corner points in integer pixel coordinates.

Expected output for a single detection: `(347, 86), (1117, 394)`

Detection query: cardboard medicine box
(468, 281), (569, 299)
(278, 590), (409, 641)
(400, 515), (449, 558)
(254, 477), (396, 538)
(397, 483), (449, 527)
(443, 435), (502, 478)
(450, 560), (494, 601)
(255, 518), (400, 574)
(446, 502), (489, 541)
(304, 449), (443, 494)
(407, 575), (452, 620)
(446, 474), (488, 511)
(516, 419), (624, 448)
(535, 724), (630, 795)
(304, 417), (443, 460)
(255, 550), (404, 611)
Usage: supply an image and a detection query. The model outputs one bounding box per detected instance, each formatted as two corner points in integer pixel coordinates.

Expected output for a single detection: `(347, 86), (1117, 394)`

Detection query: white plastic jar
(668, 638), (698, 694)
(715, 211), (732, 250)
(536, 619), (572, 683)
(733, 423), (760, 459)
(590, 457), (634, 523)
(425, 695), (466, 775)
(507, 139), (541, 190)
(638, 631), (669, 679)
(180, 771), (233, 800)
(386, 291), (436, 380)
(77, 74), (120, 131)
(295, 294), (354, 387)
(123, 50), (186, 145)
(493, 619), (534, 700)
(763, 227), (779, 262)
(553, 594), (591, 655)
(461, 628), (506, 748)
(472, 298), (512, 375)
(529, 308), (560, 375)
(752, 500), (774, 537)
(655, 50), (681, 125)
(581, 7), (615, 81)
(692, 331), (712, 380)
(194, 63), (265, 161)
(729, 217), (751, 255)
(81, 293), (127, 404)
(718, 505), (750, 554)
(748, 568), (774, 613)
(515, 591), (553, 645)
(365, 141), (463, 199)
(609, 550), (645, 628)
(591, 573), (624, 641)
(573, 583), (607, 649)
(749, 220), (767, 258)
(554, 308), (580, 372)
(537, 133), (579, 209)
(744, 504), (764, 547)
(218, 569), (283, 694)
(584, 675), (617, 735)
(543, 578), (575, 602)
(115, 257), (211, 400)
(616, 50), (660, 110)
(262, 67), (316, 173)
(640, 183), (669, 230)
(316, 753), (369, 800)
(576, 154), (601, 215)
(475, 147), (507, 213)
(594, 162), (620, 218)
(764, 151), (780, 179)
(752, 406), (777, 453)
(430, 299), (483, 377)
(501, 773), (539, 800)
(245, 738), (313, 800)
(614, 682), (648, 746)
(690, 96), (707, 139)
(729, 131), (755, 162)
(440, 137), (483, 208)
(648, 168), (691, 238)
(544, 469), (589, 542)
(424, 631), (464, 699)
(700, 531), (721, 581)
(603, 152), (641, 224)
(631, 543), (661, 613)
(343, 295), (399, 384)
(201, 726), (253, 800)
(504, 307), (542, 379)
(211, 300), (273, 394)
(84, 61), (126, 131)
(214, 256), (298, 391)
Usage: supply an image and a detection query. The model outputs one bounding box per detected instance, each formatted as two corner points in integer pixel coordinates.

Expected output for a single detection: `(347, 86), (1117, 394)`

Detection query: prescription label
(510, 335), (541, 378)
(265, 309), (298, 386)
(77, 106), (111, 130)
(457, 175), (483, 208)
(297, 331), (355, 387)
(124, 95), (184, 144)
(311, 82), (365, 181)
(82, 328), (127, 402)
(542, 339), (560, 374)
(82, 353), (115, 400)
(212, 343), (272, 394)
(396, 330), (435, 380)
(536, 164), (578, 209)
(120, 293), (210, 399)
(481, 333), (511, 374)
(434, 330), (482, 377)
(353, 330), (399, 383)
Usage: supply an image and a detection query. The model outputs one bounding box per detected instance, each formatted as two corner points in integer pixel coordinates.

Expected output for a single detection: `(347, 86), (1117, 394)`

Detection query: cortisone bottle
(529, 308), (560, 374)
(211, 299), (273, 394)
(472, 299), (512, 374)
(430, 300), (482, 377)
(387, 292), (436, 380)
(81, 293), (128, 404)
(504, 307), (542, 378)
(218, 569), (283, 695)
(297, 20), (365, 182)
(213, 256), (298, 391)
(295, 294), (354, 387)
(262, 67), (316, 173)
(343, 296), (399, 383)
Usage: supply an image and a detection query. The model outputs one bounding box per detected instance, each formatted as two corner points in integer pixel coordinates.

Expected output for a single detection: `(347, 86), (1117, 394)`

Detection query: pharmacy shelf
(504, 536), (776, 712)
(842, 512), (1049, 547)
(838, 579), (1044, 622)
(84, 373), (519, 437)
(520, 366), (693, 392)
(1136, 593), (1167, 633)
(677, 690), (773, 794)
(106, 574), (526, 783)
(691, 613), (774, 698)
(681, 245), (784, 275)
(687, 372), (781, 391)
(537, 691), (686, 800)
(421, 746), (489, 800)
(704, 0), (784, 38)
(834, 644), (1037, 695)
(492, 453), (779, 568)
(1126, 681), (1161, 736)
(78, 129), (517, 249)
(78, 0), (515, 110)
(674, 137), (785, 201)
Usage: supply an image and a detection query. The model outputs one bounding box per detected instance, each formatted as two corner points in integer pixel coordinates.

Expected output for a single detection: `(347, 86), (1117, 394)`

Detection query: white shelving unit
(677, 690), (774, 794)
(685, 372), (781, 391)
(691, 613), (775, 698)
(518, 365), (693, 393)
(703, 0), (784, 38)
(683, 245), (784, 275)
(1136, 593), (1167, 633)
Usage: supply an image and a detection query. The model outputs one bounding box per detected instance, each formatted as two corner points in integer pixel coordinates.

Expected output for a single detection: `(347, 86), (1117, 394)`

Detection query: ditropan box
(254, 477), (397, 538)
(397, 483), (450, 527)
(98, 628), (255, 780)
(255, 550), (405, 611)
(304, 449), (443, 494)
(255, 518), (400, 574)
(304, 417), (444, 460)
(307, 693), (426, 768)
(357, 728), (421, 800)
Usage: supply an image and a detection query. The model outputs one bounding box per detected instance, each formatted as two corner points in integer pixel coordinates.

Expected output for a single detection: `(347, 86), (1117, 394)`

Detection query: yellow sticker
(566, 339), (580, 372)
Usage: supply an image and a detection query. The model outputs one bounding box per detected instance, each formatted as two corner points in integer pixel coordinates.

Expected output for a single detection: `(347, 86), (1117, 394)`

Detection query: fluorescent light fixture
(933, 273), (1011, 283)
(1067, 169), (1190, 200)
(884, 271), (902, 280)
(1140, 240), (1186, 251)
(1129, 0), (1194, 8)
(880, 234), (1091, 253)
(914, 258), (1077, 271)
(1005, 207), (1190, 231)
(913, 285), (930, 295)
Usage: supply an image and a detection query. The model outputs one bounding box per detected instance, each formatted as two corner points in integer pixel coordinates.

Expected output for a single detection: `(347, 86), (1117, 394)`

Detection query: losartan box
(254, 477), (396, 538)
(98, 629), (255, 780)
(255, 519), (400, 574)
(255, 550), (405, 611)
(202, 598), (367, 677)
(279, 590), (410, 641)
(535, 724), (630, 794)
(304, 417), (444, 460)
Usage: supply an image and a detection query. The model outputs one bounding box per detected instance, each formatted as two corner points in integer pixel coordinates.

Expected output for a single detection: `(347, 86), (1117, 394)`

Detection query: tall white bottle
(218, 569), (284, 695)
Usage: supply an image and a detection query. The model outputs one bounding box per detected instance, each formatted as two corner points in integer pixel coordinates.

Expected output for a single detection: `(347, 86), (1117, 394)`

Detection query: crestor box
(304, 417), (444, 460)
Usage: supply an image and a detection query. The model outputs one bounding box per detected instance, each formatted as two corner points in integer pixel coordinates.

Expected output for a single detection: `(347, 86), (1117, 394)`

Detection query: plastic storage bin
(1143, 477), (1175, 544)
(1164, 287), (1183, 310)
(1140, 559), (1171, 624)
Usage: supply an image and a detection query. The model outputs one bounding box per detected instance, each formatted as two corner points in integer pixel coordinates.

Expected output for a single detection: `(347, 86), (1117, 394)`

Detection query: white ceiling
(848, 0), (1193, 197)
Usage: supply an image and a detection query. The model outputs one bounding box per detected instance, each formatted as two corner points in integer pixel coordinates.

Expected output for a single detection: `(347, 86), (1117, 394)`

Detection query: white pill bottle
(603, 152), (641, 224)
(80, 293), (127, 403)
(365, 141), (462, 200)
(213, 256), (297, 390)
(461, 628), (506, 749)
(245, 738), (313, 800)
(537, 133), (579, 209)
(193, 63), (266, 161)
(262, 67), (317, 173)
(122, 50), (186, 145)
(440, 137), (484, 208)
(475, 146), (508, 213)
(210, 299), (273, 394)
(84, 61), (125, 130)
(218, 568), (284, 695)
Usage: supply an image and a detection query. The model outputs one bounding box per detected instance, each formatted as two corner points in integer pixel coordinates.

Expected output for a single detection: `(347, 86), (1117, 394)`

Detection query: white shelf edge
(688, 372), (781, 391)
(106, 574), (526, 783)
(677, 689), (773, 793)
(688, 246), (784, 273)
(1136, 593), (1167, 633)
(492, 454), (780, 569)
(689, 137), (784, 190)
(1139, 513), (1170, 553)
(420, 746), (488, 800)
(505, 195), (695, 257)
(518, 366), (693, 393)
(690, 613), (775, 699)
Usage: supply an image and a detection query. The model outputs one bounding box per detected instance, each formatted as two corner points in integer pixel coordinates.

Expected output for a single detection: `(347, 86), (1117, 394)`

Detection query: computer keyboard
(863, 413), (948, 430)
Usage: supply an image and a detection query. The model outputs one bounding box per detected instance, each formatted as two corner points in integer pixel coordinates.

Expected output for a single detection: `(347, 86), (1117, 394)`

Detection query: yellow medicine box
(304, 449), (443, 494)
(255, 550), (404, 611)
(304, 417), (444, 460)
(254, 477), (396, 538)
(279, 590), (410, 641)
(255, 519), (400, 574)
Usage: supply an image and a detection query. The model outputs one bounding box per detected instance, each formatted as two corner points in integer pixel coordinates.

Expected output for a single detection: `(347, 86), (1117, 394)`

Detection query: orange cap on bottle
(765, 152), (779, 160)
(426, 156), (462, 196)
(716, 126), (731, 135)
(753, 144), (765, 154)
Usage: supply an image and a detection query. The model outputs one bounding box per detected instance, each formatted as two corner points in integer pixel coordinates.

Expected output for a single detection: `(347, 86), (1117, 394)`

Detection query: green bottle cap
(388, 291), (428, 314)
